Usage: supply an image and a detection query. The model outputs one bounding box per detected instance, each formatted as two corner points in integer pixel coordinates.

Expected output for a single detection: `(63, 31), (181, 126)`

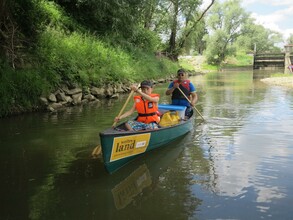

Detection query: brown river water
(1, 70), (293, 219)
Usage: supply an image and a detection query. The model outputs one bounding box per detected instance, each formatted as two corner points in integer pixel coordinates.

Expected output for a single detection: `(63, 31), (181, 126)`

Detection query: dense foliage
(0, 0), (180, 117)
(0, 0), (287, 117)
(204, 0), (283, 65)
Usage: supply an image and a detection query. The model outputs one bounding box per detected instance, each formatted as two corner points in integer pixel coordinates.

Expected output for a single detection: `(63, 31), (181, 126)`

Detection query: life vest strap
(138, 112), (156, 117)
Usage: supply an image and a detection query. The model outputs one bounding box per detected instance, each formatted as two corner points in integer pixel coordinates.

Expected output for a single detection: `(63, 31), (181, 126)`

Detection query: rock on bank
(40, 78), (170, 113)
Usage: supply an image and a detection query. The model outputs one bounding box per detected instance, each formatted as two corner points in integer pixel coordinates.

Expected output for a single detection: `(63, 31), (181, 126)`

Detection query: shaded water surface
(1, 70), (293, 219)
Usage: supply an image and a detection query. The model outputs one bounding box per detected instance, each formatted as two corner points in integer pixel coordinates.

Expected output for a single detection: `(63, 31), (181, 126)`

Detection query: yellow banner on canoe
(110, 133), (151, 162)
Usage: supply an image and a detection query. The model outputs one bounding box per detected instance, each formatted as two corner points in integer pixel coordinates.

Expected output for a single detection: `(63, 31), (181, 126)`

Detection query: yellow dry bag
(159, 111), (180, 127)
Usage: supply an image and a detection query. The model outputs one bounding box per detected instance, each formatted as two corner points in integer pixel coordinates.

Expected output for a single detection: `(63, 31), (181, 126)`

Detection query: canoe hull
(99, 117), (193, 174)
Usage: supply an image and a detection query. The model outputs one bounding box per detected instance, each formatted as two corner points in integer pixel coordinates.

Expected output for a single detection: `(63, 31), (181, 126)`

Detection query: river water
(1, 70), (293, 220)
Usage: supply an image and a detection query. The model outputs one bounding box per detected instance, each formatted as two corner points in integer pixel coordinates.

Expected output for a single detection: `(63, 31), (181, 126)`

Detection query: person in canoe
(114, 80), (160, 131)
(165, 68), (198, 117)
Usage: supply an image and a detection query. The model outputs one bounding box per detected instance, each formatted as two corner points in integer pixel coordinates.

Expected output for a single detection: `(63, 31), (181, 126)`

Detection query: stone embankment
(39, 78), (170, 112)
(260, 77), (293, 88)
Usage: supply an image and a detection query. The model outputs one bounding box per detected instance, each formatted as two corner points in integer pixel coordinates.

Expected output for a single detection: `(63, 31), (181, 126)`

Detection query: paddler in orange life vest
(165, 69), (198, 117)
(114, 80), (160, 131)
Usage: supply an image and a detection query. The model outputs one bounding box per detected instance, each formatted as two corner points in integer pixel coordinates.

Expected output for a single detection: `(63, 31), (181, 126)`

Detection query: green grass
(37, 28), (179, 87)
(201, 63), (218, 71)
(0, 63), (51, 116)
(225, 52), (254, 67)
(175, 52), (254, 72)
(178, 58), (195, 71)
(178, 56), (218, 72)
(0, 27), (179, 117)
(0, 0), (181, 117)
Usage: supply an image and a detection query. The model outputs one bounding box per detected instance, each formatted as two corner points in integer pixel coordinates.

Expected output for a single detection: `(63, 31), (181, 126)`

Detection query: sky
(203, 0), (293, 46)
(242, 0), (293, 42)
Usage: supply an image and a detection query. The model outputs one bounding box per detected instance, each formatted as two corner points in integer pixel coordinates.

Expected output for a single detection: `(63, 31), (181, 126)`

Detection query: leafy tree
(167, 0), (214, 60)
(177, 0), (214, 54)
(182, 19), (207, 55)
(54, 0), (162, 52)
(152, 0), (214, 60)
(141, 0), (159, 29)
(235, 18), (282, 53)
(205, 0), (249, 65)
(54, 0), (143, 34)
(0, 0), (47, 68)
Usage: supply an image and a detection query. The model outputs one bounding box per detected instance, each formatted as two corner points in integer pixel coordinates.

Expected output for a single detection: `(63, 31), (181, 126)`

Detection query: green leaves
(205, 0), (284, 65)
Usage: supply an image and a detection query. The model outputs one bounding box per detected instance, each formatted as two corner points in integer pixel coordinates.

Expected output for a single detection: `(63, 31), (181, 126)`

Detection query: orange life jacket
(134, 94), (160, 124)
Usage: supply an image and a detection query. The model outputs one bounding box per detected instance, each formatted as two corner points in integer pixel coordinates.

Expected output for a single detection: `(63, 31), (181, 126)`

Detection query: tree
(182, 19), (207, 55)
(152, 0), (214, 60)
(177, 0), (214, 53)
(141, 0), (159, 29)
(205, 0), (249, 65)
(235, 18), (282, 53)
(0, 0), (40, 68)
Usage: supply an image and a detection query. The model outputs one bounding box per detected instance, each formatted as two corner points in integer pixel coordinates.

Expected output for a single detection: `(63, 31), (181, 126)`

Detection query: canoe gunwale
(99, 118), (192, 137)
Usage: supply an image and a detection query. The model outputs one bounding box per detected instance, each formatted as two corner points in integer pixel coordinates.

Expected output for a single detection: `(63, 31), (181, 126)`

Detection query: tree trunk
(167, 0), (179, 61)
(178, 0), (215, 50)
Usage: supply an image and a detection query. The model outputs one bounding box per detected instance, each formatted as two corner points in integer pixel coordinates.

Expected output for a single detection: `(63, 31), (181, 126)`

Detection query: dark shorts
(185, 107), (193, 117)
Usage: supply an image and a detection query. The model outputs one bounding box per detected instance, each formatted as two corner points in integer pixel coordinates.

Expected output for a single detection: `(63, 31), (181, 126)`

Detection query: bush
(0, 61), (50, 117)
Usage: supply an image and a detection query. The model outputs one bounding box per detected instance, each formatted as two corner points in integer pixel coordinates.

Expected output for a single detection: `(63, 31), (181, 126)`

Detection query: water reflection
(23, 133), (207, 219)
(194, 73), (293, 219)
(1, 70), (293, 219)
(112, 164), (152, 210)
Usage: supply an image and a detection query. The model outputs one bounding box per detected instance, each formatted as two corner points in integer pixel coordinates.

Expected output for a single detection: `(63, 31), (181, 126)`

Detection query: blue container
(158, 104), (186, 119)
(158, 104), (186, 111)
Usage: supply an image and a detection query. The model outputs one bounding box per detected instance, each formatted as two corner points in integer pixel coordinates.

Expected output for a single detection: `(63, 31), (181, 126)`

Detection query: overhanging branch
(179, 0), (215, 49)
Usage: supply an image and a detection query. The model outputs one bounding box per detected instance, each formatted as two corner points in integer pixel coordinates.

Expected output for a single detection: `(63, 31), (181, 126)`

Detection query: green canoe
(99, 104), (194, 173)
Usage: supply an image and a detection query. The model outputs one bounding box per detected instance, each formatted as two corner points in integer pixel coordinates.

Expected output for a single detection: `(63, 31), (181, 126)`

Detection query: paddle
(92, 144), (102, 157)
(112, 88), (135, 127)
(177, 87), (205, 121)
(92, 87), (135, 157)
(92, 85), (137, 157)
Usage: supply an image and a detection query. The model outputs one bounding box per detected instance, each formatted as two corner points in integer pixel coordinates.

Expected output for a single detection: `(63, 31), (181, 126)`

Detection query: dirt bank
(260, 77), (293, 88)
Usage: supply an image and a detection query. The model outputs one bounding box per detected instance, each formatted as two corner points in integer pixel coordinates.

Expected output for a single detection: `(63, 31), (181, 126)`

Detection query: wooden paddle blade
(92, 145), (102, 158)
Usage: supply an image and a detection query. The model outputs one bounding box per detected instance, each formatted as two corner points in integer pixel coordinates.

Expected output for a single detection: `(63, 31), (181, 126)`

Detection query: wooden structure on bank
(253, 45), (293, 72)
(253, 53), (285, 70)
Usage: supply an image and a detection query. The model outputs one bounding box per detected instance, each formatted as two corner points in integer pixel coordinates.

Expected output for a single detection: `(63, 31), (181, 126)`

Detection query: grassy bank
(0, 46), (255, 118)
(0, 2), (179, 118)
(178, 52), (253, 73)
(0, 36), (178, 117)
(0, 1), (256, 118)
(0, 2), (256, 118)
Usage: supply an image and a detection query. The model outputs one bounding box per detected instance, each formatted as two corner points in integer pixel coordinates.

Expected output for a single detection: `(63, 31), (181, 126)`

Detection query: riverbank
(260, 76), (293, 88)
(39, 69), (205, 114)
(0, 54), (246, 118)
(40, 77), (172, 114)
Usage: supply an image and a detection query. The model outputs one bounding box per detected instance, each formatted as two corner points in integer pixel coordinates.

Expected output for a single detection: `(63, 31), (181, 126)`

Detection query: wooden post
(284, 44), (293, 74)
